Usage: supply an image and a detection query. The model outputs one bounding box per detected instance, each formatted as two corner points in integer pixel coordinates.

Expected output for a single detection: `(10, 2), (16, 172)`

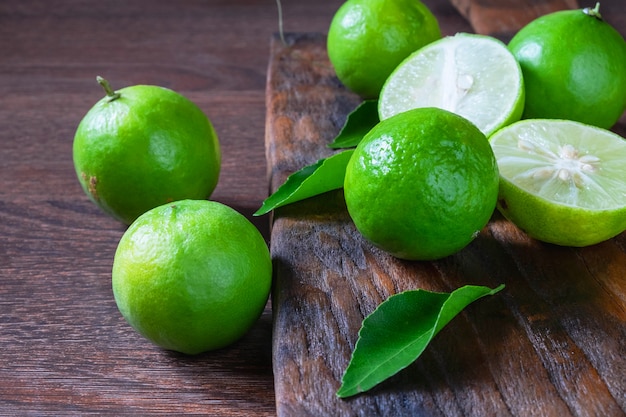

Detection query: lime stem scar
(96, 76), (121, 102)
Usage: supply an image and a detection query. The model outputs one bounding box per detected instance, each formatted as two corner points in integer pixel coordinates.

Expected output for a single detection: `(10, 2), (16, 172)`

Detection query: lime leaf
(328, 100), (379, 149)
(336, 284), (505, 398)
(254, 149), (354, 216)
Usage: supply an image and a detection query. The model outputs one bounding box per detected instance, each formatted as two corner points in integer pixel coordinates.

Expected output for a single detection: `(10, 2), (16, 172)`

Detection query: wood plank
(266, 33), (626, 417)
(450, 0), (579, 39)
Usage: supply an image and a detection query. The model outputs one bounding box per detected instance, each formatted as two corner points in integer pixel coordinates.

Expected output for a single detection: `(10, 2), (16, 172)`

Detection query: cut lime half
(379, 33), (524, 137)
(490, 119), (626, 246)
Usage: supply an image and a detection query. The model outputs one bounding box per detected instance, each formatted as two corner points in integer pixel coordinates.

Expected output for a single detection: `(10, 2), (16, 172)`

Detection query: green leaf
(254, 149), (354, 216)
(336, 284), (505, 398)
(328, 99), (379, 149)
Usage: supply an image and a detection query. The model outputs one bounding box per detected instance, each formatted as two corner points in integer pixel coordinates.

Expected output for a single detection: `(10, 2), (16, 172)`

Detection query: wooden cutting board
(450, 0), (579, 39)
(265, 3), (626, 416)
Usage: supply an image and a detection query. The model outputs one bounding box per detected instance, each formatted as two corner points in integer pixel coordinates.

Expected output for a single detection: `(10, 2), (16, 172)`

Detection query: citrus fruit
(344, 107), (500, 260)
(508, 4), (626, 129)
(378, 33), (525, 137)
(73, 77), (221, 225)
(490, 119), (626, 246)
(112, 199), (272, 355)
(327, 0), (441, 99)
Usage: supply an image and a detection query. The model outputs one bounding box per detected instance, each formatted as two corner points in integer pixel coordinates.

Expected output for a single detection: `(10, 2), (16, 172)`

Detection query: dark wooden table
(0, 1), (346, 415)
(1, 1), (624, 416)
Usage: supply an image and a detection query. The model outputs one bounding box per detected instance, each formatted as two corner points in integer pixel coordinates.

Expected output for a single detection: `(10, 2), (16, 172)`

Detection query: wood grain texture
(450, 0), (579, 39)
(266, 33), (626, 417)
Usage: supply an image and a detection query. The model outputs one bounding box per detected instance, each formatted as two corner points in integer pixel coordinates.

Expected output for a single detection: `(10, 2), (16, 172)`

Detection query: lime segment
(379, 33), (524, 137)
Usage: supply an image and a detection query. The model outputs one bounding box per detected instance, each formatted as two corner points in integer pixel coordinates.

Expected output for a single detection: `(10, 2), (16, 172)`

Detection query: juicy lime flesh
(508, 8), (626, 129)
(490, 119), (626, 246)
(73, 85), (221, 225)
(379, 33), (524, 137)
(112, 200), (272, 355)
(327, 0), (441, 98)
(344, 107), (499, 260)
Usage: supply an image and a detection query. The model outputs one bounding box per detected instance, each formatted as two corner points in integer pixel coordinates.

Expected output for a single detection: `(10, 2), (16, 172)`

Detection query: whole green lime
(112, 199), (272, 355)
(73, 77), (221, 225)
(344, 107), (499, 260)
(327, 0), (441, 99)
(508, 4), (626, 129)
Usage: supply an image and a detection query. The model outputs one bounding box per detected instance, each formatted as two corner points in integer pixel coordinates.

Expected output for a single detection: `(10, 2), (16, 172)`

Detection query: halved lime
(490, 119), (626, 246)
(378, 33), (524, 137)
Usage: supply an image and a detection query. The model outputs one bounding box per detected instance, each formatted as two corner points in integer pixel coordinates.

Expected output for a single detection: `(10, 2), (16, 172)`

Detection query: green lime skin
(327, 0), (441, 99)
(73, 82), (221, 225)
(344, 107), (500, 260)
(112, 200), (272, 355)
(497, 177), (626, 247)
(508, 6), (626, 129)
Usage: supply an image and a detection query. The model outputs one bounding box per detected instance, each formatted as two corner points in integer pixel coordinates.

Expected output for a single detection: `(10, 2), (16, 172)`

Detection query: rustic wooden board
(450, 0), (579, 39)
(265, 33), (626, 417)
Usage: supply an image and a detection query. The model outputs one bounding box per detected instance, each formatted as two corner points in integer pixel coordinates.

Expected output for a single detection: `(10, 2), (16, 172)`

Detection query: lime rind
(497, 177), (626, 246)
(379, 33), (524, 137)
